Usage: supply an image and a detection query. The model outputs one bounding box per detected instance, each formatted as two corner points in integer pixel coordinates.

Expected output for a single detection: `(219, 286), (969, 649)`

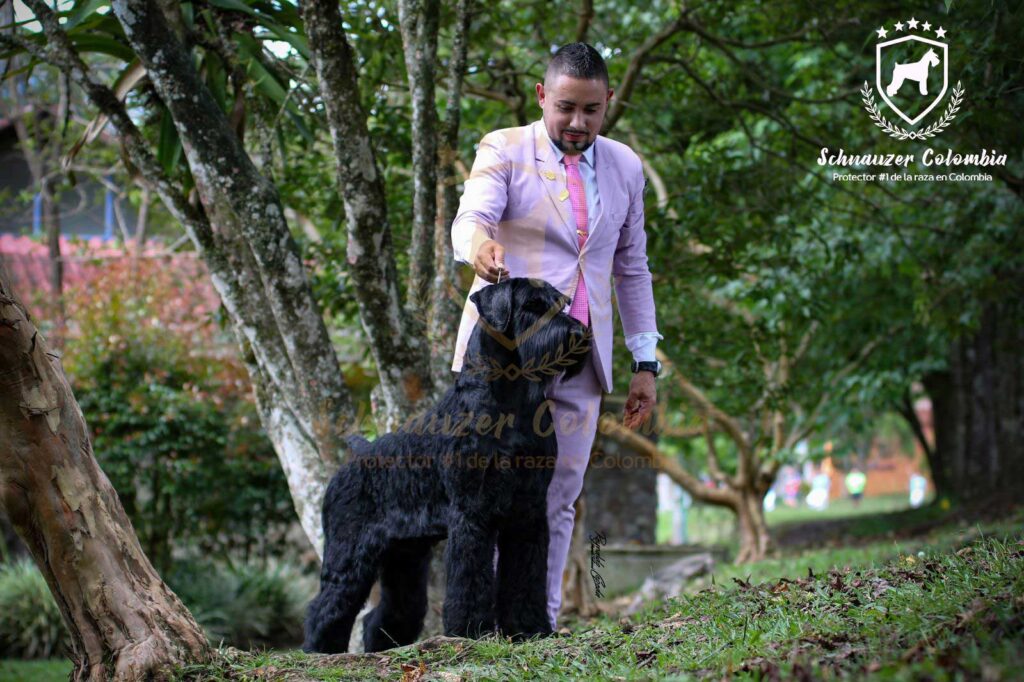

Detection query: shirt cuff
(625, 332), (663, 363)
(452, 226), (474, 264)
(452, 225), (494, 265)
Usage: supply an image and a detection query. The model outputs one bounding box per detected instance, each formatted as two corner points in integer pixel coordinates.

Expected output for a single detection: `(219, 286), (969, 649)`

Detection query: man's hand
(623, 371), (657, 430)
(474, 239), (509, 283)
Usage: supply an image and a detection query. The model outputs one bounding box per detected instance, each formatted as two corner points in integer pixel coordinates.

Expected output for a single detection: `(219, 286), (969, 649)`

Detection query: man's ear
(471, 282), (513, 333)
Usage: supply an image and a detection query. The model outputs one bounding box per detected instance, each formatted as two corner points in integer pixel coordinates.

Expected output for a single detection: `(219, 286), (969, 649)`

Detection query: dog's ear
(470, 282), (513, 333)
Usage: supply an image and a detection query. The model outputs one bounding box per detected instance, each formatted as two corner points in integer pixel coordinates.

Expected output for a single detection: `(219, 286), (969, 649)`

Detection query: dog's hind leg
(495, 521), (553, 639)
(443, 516), (498, 638)
(303, 528), (386, 653)
(362, 538), (433, 652)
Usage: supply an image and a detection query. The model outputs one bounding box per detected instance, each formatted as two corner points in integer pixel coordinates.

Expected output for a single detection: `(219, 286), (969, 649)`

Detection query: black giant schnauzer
(304, 278), (591, 653)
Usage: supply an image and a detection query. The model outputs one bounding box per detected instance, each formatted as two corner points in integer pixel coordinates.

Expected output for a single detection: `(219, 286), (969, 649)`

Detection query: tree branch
(573, 0), (594, 43)
(897, 387), (935, 460)
(464, 81), (526, 111)
(656, 347), (754, 463)
(703, 419), (735, 487)
(598, 416), (738, 507)
(603, 12), (691, 133)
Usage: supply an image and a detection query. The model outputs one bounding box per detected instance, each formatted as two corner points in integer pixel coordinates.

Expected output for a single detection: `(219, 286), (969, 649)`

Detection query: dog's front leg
(495, 521), (553, 640)
(443, 515), (498, 638)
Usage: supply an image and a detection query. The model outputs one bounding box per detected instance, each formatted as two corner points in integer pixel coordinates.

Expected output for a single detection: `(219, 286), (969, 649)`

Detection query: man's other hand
(474, 239), (509, 283)
(623, 372), (656, 430)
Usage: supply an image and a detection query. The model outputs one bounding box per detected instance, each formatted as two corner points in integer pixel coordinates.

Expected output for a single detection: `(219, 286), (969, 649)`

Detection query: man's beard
(554, 133), (594, 154)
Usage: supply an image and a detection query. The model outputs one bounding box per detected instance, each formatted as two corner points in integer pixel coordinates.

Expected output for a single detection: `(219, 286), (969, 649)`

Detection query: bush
(165, 559), (315, 650)
(0, 560), (68, 659)
(61, 256), (296, 570)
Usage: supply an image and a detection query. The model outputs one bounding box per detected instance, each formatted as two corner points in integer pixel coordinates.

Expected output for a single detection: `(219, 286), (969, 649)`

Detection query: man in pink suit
(450, 43), (662, 629)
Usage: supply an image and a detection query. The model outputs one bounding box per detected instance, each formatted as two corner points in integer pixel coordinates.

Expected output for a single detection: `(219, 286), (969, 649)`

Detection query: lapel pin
(559, 189), (569, 201)
(543, 170), (556, 180)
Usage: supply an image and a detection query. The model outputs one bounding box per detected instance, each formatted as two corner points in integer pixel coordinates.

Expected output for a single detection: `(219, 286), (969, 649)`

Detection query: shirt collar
(543, 126), (596, 168)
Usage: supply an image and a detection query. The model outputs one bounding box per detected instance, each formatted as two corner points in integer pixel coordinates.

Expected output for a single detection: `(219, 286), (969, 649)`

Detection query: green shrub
(166, 559), (314, 650)
(61, 257), (296, 571)
(0, 561), (68, 659)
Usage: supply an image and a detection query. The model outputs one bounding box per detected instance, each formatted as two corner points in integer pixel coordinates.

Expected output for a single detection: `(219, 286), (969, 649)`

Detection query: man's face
(536, 74), (613, 155)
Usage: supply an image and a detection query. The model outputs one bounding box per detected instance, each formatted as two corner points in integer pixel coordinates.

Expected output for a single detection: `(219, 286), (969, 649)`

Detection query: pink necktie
(564, 155), (589, 326)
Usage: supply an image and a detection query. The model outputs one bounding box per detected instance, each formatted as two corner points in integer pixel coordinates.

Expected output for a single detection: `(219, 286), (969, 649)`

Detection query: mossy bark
(302, 0), (437, 428)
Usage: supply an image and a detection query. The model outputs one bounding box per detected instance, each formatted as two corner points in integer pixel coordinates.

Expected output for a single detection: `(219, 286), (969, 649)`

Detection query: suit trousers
(542, 351), (604, 628)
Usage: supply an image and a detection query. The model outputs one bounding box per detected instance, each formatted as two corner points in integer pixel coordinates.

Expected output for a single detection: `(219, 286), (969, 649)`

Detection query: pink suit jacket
(450, 120), (659, 393)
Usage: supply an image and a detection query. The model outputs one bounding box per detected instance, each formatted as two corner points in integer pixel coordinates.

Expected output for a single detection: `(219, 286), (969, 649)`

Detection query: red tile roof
(0, 234), (219, 323)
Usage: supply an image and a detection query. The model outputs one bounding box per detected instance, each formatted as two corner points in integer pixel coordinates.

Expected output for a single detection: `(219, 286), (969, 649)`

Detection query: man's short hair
(545, 43), (608, 87)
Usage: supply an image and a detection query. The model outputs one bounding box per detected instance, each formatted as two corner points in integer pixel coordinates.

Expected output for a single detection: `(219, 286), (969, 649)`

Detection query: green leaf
(67, 34), (135, 62)
(202, 52), (229, 112)
(207, 0), (308, 59)
(235, 34), (288, 104)
(258, 24), (309, 61)
(206, 0), (261, 19)
(157, 109), (183, 177)
(285, 109), (313, 145)
(66, 0), (109, 29)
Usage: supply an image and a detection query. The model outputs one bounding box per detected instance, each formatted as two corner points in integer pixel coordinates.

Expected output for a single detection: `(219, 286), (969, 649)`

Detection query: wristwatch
(631, 360), (662, 377)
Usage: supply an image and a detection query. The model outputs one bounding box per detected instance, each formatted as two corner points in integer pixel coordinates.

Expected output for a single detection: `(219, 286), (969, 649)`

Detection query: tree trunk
(43, 175), (65, 347)
(397, 0), (439, 319)
(921, 370), (953, 497)
(733, 487), (770, 564)
(134, 185), (150, 257)
(102, 0), (354, 556)
(0, 270), (212, 681)
(922, 295), (1024, 504)
(429, 0), (471, 390)
(302, 0), (435, 428)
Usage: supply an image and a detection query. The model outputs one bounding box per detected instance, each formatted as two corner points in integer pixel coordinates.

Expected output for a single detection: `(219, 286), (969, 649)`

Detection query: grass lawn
(174, 505), (1022, 680)
(0, 659), (72, 682)
(660, 493), (922, 548)
(765, 492), (919, 526)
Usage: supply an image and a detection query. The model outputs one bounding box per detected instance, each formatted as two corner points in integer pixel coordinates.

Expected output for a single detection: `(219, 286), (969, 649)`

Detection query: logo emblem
(861, 18), (965, 140)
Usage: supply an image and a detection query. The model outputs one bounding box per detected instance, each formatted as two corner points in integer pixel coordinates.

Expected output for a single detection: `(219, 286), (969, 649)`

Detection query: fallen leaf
(400, 660), (426, 682)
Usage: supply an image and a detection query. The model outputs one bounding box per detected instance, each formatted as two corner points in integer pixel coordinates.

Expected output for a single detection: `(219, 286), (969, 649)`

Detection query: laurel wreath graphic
(463, 328), (591, 383)
(861, 80), (964, 140)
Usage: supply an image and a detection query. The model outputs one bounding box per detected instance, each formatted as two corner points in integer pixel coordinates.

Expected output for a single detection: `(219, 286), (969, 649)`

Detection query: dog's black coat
(303, 278), (591, 653)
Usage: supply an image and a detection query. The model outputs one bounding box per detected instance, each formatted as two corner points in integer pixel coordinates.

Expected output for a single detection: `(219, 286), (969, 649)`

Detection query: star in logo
(922, 21), (932, 31)
(876, 26), (888, 38)
(935, 26), (947, 38)
(895, 21), (905, 31)
(907, 18), (919, 29)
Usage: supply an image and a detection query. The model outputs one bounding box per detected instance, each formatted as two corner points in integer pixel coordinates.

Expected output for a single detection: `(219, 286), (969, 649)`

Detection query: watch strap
(632, 360), (661, 376)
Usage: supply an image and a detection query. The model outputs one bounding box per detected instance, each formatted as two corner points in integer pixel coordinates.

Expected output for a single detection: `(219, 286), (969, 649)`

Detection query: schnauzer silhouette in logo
(885, 48), (941, 97)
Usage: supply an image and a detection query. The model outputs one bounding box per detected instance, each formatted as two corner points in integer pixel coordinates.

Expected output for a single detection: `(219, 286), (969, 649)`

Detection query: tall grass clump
(0, 560), (68, 659)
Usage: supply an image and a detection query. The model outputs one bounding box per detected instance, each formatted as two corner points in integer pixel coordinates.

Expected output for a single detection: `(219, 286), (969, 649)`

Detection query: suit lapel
(533, 122), (577, 250)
